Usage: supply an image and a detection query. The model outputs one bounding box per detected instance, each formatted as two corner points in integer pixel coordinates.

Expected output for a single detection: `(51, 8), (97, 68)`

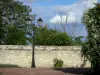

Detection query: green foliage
(0, 64), (21, 68)
(34, 27), (73, 46)
(74, 36), (85, 46)
(4, 26), (27, 45)
(82, 3), (100, 73)
(53, 58), (63, 68)
(0, 0), (35, 45)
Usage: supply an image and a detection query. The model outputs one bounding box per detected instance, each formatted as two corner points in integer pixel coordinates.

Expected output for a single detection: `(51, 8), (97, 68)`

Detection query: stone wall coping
(0, 45), (32, 50)
(0, 45), (82, 51)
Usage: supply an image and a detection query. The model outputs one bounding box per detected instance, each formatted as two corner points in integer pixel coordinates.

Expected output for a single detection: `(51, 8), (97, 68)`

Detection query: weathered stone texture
(0, 45), (91, 68)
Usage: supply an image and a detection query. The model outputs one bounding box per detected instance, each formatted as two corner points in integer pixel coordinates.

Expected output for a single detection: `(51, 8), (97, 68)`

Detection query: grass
(0, 64), (21, 68)
(0, 72), (4, 75)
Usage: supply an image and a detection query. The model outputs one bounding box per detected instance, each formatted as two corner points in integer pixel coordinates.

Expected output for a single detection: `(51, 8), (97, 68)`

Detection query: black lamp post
(26, 16), (36, 68)
(31, 21), (36, 68)
(37, 18), (43, 27)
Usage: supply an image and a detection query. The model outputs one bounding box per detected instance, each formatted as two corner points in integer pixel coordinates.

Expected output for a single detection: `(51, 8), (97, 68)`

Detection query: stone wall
(0, 45), (32, 68)
(0, 45), (91, 68)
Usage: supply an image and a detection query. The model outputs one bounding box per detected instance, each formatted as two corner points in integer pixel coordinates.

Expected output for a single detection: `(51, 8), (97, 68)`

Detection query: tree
(34, 26), (73, 46)
(0, 0), (11, 44)
(53, 6), (81, 40)
(0, 0), (36, 68)
(74, 36), (85, 45)
(4, 25), (27, 45)
(0, 0), (35, 45)
(67, 20), (80, 39)
(53, 6), (72, 32)
(82, 3), (100, 73)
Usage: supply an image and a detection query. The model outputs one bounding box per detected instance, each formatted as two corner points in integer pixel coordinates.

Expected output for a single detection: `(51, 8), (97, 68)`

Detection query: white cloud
(50, 13), (76, 24)
(17, 0), (98, 36)
(50, 0), (98, 24)
(20, 0), (98, 24)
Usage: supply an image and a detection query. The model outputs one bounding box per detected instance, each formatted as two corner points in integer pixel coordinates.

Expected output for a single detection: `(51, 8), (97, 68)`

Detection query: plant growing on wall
(82, 3), (100, 74)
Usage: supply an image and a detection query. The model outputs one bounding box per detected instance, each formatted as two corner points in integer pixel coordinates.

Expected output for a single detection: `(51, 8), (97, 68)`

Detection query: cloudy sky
(20, 0), (100, 37)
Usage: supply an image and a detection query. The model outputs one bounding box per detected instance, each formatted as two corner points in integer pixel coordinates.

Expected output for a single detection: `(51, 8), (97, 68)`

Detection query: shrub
(34, 27), (73, 46)
(53, 58), (63, 68)
(0, 64), (21, 68)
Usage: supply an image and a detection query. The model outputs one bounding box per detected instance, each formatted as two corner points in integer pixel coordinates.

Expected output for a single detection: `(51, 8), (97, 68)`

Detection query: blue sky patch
(20, 0), (100, 37)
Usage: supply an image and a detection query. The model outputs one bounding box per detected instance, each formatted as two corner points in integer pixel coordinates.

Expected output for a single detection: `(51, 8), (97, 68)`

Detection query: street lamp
(37, 18), (43, 27)
(26, 16), (36, 68)
(31, 19), (36, 68)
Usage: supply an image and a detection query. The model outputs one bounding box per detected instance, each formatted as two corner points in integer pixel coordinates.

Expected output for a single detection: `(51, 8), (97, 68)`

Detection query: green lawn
(0, 64), (21, 68)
